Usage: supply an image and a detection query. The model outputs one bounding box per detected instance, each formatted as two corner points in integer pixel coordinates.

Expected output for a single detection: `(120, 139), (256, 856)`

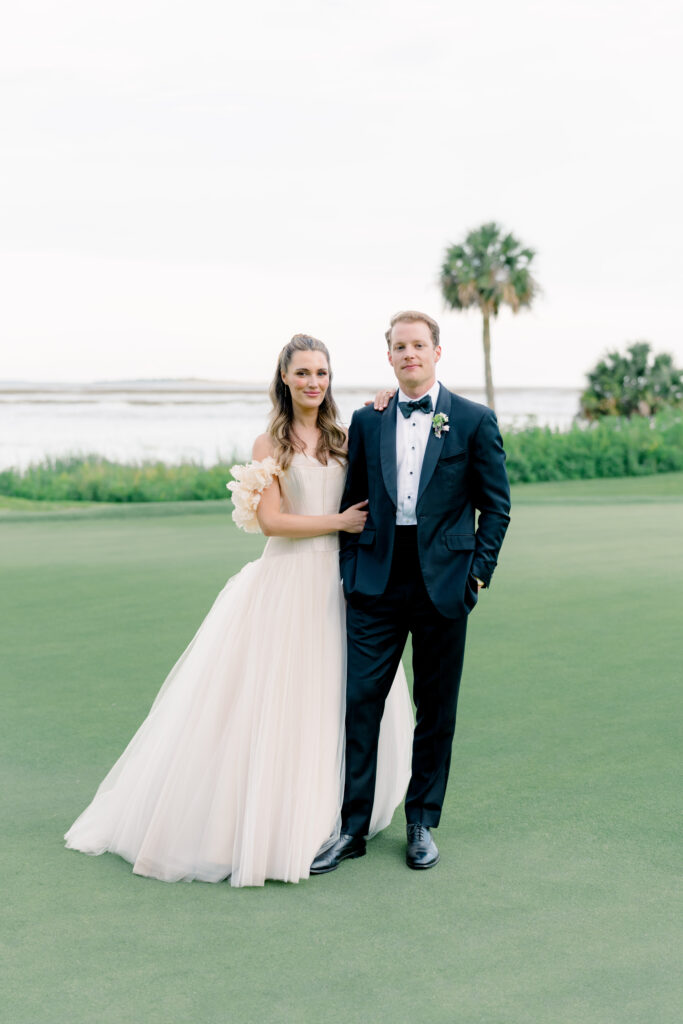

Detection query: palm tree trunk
(482, 313), (495, 411)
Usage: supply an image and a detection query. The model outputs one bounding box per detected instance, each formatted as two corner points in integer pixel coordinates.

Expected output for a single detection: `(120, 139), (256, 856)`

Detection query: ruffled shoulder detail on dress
(227, 456), (283, 533)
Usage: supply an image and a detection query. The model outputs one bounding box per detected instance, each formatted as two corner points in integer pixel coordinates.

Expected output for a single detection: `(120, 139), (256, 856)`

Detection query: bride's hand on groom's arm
(338, 500), (369, 534)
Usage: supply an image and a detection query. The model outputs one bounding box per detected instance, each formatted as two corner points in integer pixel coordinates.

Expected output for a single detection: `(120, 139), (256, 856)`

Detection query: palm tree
(440, 222), (538, 412)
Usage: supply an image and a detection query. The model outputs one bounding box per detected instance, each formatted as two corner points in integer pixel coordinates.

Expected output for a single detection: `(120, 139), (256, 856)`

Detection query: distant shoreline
(0, 380), (583, 400)
(0, 383), (584, 470)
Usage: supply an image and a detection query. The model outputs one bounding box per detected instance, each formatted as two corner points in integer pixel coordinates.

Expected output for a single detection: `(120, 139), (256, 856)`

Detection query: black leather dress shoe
(310, 834), (366, 874)
(406, 824), (439, 869)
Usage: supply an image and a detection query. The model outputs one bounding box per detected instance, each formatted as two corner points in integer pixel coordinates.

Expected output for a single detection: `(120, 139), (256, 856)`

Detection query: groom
(311, 310), (511, 873)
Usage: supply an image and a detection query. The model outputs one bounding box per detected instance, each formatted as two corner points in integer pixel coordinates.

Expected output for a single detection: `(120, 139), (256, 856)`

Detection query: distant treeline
(1, 413), (681, 503)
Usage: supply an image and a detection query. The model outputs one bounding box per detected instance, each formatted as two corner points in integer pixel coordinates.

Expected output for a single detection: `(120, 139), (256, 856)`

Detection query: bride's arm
(252, 435), (367, 539)
(256, 483), (367, 538)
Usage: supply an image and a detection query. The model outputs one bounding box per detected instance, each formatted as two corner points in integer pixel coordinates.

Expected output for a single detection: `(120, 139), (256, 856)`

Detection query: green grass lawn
(1, 475), (681, 1023)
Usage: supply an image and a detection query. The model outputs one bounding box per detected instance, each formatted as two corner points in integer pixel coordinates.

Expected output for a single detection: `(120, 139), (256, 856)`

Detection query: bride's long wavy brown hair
(269, 334), (347, 470)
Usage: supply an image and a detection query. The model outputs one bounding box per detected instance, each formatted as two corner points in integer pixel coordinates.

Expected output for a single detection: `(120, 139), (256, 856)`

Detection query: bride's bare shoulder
(252, 433), (276, 461)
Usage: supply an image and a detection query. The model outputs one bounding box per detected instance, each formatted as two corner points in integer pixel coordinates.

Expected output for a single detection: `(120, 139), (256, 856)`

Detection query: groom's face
(387, 320), (441, 396)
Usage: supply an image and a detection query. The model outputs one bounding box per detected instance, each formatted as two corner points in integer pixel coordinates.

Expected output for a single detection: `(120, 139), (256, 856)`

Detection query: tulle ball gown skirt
(65, 535), (414, 887)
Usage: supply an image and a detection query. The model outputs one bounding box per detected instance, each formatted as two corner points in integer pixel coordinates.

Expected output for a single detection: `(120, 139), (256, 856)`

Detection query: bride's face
(282, 350), (330, 412)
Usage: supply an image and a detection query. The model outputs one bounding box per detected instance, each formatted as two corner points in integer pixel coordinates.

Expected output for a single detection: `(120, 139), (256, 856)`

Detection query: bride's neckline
(292, 451), (341, 468)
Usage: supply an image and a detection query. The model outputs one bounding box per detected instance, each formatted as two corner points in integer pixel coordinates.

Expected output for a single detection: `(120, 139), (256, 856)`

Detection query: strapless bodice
(263, 453), (347, 558)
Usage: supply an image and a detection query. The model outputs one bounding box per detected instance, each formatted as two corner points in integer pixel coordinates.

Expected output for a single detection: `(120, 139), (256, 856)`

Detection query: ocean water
(0, 381), (583, 471)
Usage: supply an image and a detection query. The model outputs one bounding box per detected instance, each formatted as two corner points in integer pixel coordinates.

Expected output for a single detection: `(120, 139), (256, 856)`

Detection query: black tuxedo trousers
(342, 526), (467, 835)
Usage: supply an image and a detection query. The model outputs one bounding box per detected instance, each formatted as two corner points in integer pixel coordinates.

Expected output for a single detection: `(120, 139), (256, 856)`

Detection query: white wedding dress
(65, 453), (414, 887)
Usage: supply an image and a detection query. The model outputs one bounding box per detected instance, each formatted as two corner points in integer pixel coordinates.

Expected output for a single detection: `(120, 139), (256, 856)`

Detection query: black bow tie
(398, 395), (433, 418)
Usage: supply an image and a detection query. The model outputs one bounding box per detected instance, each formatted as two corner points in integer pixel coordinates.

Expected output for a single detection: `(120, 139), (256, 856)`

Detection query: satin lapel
(417, 384), (450, 504)
(380, 393), (398, 507)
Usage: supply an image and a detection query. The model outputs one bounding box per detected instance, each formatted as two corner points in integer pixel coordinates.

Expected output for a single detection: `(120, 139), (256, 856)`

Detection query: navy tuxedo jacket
(339, 385), (511, 620)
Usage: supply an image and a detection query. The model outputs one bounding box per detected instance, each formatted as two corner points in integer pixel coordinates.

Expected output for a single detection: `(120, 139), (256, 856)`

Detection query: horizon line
(0, 378), (585, 392)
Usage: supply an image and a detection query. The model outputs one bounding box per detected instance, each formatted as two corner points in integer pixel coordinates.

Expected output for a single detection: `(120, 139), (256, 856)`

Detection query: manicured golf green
(1, 475), (681, 1024)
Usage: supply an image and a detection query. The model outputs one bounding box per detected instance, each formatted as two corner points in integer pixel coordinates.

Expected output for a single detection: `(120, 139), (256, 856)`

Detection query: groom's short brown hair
(385, 310), (440, 348)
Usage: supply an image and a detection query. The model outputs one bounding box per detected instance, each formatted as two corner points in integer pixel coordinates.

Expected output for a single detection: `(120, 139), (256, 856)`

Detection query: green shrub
(0, 456), (238, 503)
(503, 411), (683, 484)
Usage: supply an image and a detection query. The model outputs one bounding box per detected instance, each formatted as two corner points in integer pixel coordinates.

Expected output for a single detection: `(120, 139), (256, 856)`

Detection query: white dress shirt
(395, 380), (441, 525)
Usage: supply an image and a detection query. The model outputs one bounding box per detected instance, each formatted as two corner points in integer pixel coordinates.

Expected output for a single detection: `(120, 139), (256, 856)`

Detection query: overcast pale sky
(2, 0), (681, 388)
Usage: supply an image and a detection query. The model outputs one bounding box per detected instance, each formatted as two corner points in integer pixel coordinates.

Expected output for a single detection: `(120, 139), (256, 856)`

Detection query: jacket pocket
(444, 532), (476, 551)
(358, 529), (376, 547)
(439, 449), (467, 464)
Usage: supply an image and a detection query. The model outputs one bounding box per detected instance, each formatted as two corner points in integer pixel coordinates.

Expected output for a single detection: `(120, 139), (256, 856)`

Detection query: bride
(65, 334), (414, 887)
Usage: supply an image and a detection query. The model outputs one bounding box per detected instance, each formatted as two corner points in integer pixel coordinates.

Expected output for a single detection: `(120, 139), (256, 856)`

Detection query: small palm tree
(440, 222), (538, 412)
(580, 341), (683, 419)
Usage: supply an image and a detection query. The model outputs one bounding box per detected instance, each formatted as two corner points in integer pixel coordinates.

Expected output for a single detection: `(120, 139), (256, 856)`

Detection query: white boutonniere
(431, 412), (450, 438)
